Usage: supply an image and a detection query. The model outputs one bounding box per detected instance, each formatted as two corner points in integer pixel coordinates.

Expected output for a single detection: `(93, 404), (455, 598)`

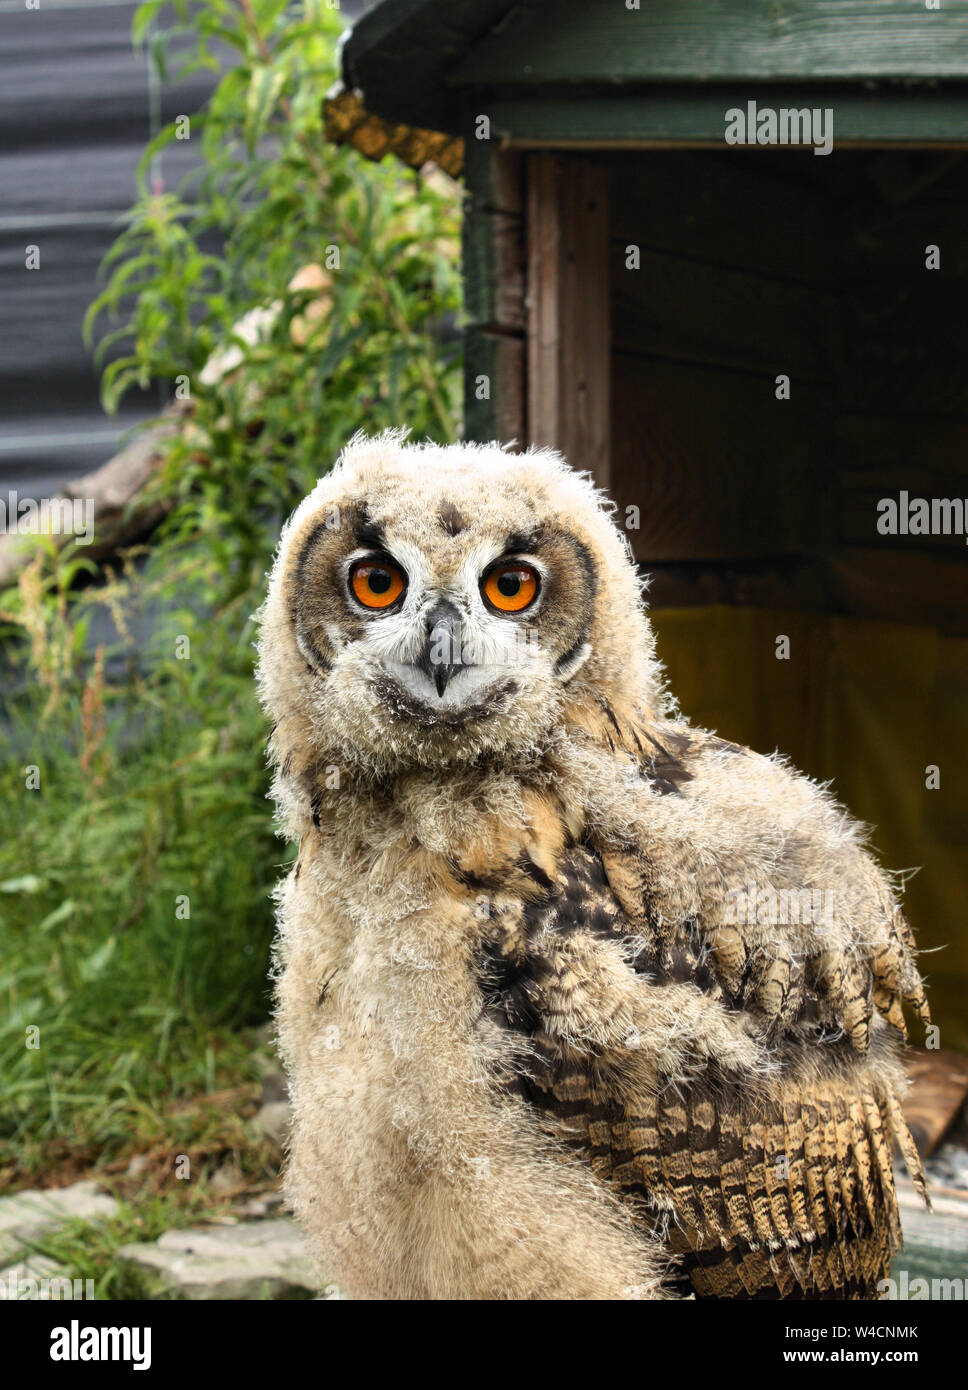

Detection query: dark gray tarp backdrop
(0, 0), (208, 499)
(0, 0), (367, 503)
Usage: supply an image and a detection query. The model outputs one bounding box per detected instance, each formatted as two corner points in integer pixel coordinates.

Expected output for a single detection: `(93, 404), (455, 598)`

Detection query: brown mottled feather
(480, 777), (926, 1299)
(658, 1090), (709, 1235)
(717, 1106), (758, 1246)
(885, 1088), (930, 1208)
(781, 1098), (812, 1240)
(689, 1092), (730, 1241)
(862, 1089), (901, 1248)
(742, 1116), (780, 1250)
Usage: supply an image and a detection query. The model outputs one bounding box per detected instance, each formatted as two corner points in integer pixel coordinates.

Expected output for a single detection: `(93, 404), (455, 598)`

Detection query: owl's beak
(417, 599), (465, 698)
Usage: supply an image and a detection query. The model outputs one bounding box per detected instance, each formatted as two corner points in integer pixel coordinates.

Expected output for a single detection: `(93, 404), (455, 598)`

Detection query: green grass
(26, 1199), (205, 1301)
(0, 573), (287, 1179)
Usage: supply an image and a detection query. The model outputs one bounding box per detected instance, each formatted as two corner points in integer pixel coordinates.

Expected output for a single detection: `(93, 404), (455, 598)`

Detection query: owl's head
(257, 433), (664, 775)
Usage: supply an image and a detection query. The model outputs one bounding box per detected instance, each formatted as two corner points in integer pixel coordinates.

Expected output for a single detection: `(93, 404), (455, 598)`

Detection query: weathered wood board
(903, 1050), (968, 1158)
(611, 243), (834, 384)
(838, 279), (968, 416)
(485, 89), (968, 148)
(893, 1179), (968, 1289)
(453, 0), (968, 86)
(527, 154), (611, 484)
(463, 328), (525, 446)
(606, 151), (832, 285)
(463, 146), (527, 445)
(611, 354), (834, 563)
(830, 549), (968, 637)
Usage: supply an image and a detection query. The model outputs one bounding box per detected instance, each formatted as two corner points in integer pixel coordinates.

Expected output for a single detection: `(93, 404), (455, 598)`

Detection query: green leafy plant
(85, 0), (461, 595)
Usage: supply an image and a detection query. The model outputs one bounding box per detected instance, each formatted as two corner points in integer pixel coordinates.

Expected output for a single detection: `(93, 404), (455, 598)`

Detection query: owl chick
(257, 431), (928, 1301)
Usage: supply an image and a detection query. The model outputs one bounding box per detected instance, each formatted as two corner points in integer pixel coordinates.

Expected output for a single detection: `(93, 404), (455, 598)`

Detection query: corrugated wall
(0, 0), (369, 503)
(0, 0), (222, 500)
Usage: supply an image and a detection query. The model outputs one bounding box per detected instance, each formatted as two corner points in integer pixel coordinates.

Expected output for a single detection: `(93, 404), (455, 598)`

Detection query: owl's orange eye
(482, 562), (540, 614)
(349, 559), (406, 610)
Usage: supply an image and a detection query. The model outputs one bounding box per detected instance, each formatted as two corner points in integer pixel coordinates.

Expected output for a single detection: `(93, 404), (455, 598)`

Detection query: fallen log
(0, 402), (190, 589)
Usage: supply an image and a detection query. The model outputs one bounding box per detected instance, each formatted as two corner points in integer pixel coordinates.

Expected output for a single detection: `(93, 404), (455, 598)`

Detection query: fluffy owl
(257, 431), (929, 1301)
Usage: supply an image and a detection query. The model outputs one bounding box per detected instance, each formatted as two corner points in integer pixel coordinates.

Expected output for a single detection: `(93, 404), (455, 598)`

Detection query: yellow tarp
(650, 605), (968, 1049)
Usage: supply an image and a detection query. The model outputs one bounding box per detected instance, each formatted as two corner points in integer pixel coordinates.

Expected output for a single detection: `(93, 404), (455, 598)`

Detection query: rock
(117, 1217), (317, 1300)
(0, 1181), (119, 1264)
(209, 1163), (243, 1195)
(0, 1253), (77, 1300)
(0, 1256), (68, 1295)
(251, 1028), (289, 1147)
(234, 1191), (286, 1220)
(253, 1039), (287, 1100)
(254, 1100), (290, 1148)
(259, 1065), (288, 1106)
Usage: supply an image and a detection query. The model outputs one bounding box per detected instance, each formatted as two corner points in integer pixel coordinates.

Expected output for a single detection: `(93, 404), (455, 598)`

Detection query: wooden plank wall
(606, 149), (837, 613)
(831, 152), (968, 635)
(463, 147), (612, 488)
(462, 141), (527, 445)
(526, 154), (611, 487)
(607, 148), (968, 635)
(465, 145), (968, 636)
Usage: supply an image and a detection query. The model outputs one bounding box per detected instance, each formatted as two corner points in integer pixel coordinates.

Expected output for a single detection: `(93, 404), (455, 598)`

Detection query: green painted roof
(342, 0), (968, 138)
(454, 0), (968, 86)
(341, 0), (518, 134)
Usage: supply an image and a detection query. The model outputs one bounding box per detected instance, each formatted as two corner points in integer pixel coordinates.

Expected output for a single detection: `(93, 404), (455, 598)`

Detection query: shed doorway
(599, 148), (968, 1038)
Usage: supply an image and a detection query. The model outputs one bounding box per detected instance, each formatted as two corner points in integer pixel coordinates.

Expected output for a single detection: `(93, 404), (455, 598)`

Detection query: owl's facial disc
(288, 496), (599, 762)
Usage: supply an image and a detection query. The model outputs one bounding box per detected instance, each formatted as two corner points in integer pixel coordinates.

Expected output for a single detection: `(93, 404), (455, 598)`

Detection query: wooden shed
(327, 0), (968, 1040)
